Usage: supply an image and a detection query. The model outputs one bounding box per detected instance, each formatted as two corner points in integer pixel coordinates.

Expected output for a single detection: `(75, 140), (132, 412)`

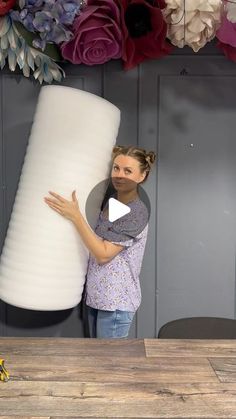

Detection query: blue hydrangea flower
(10, 0), (85, 50)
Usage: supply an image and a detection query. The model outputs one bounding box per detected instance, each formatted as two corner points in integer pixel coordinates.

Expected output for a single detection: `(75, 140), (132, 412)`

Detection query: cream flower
(162, 0), (223, 52)
(224, 0), (236, 23)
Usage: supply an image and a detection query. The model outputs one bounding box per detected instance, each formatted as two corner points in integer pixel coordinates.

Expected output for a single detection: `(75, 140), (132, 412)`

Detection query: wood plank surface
(1, 381), (236, 417)
(0, 337), (145, 357)
(145, 339), (236, 358)
(209, 357), (236, 383)
(5, 354), (217, 383)
(1, 338), (236, 418)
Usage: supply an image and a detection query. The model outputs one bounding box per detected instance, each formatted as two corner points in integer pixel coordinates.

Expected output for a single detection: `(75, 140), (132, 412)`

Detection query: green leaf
(13, 21), (63, 62)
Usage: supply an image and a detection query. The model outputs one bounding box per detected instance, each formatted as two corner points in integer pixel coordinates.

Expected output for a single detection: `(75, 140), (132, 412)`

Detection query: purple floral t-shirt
(85, 195), (149, 312)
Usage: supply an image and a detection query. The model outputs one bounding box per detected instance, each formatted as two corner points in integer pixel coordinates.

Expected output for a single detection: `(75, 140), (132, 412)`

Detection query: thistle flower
(0, 14), (65, 83)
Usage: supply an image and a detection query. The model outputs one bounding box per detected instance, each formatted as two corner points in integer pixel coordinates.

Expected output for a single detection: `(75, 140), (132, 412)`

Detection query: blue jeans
(86, 306), (135, 338)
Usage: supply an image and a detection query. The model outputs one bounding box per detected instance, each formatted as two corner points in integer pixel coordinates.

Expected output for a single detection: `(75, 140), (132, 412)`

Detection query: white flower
(0, 15), (65, 84)
(224, 0), (236, 23)
(162, 0), (223, 52)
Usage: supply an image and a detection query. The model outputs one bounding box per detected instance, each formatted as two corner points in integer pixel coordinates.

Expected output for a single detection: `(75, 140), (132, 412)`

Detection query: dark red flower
(0, 0), (16, 16)
(217, 41), (236, 63)
(119, 0), (173, 70)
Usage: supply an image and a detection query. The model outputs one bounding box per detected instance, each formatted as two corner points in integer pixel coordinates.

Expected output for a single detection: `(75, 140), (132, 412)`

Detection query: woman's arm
(44, 190), (124, 264)
(71, 211), (124, 265)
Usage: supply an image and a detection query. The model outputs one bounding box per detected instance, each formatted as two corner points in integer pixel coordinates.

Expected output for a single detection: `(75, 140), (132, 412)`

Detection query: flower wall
(0, 0), (235, 84)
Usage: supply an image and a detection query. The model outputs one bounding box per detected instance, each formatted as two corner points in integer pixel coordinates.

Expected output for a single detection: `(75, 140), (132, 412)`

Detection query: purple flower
(60, 0), (123, 65)
(33, 11), (52, 32)
(10, 0), (82, 49)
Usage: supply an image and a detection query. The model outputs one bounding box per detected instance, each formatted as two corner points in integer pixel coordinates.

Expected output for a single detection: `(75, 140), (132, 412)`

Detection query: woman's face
(111, 154), (146, 192)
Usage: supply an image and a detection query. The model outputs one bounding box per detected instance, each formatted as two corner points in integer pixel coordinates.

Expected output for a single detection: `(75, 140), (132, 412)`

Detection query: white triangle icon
(108, 198), (131, 222)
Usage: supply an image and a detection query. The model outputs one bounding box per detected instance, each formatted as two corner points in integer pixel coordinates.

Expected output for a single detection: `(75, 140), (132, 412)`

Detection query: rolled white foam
(0, 86), (120, 310)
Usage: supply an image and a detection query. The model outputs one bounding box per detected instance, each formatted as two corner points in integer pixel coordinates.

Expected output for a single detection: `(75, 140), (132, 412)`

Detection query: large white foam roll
(0, 86), (120, 310)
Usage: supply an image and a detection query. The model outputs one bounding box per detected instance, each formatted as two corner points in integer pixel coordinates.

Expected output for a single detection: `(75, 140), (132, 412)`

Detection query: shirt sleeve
(102, 204), (149, 248)
(110, 237), (134, 248)
(110, 224), (148, 248)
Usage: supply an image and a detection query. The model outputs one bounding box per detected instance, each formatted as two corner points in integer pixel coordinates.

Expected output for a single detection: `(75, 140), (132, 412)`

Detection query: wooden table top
(1, 337), (236, 418)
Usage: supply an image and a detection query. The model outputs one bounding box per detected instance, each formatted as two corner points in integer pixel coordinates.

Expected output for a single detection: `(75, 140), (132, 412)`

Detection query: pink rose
(60, 0), (123, 65)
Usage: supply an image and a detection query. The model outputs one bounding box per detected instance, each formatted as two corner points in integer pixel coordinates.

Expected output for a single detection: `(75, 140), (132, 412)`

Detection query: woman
(44, 145), (156, 338)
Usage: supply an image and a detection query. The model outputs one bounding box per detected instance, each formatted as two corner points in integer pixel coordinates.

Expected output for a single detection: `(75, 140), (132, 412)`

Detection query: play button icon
(108, 198), (130, 222)
(85, 178), (151, 242)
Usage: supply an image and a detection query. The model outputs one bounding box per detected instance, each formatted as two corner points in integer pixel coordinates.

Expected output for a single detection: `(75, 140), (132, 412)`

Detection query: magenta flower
(217, 14), (236, 48)
(216, 13), (236, 63)
(60, 0), (123, 65)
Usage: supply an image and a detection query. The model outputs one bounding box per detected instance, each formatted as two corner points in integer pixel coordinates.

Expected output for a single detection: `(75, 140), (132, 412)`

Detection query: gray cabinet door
(140, 57), (236, 333)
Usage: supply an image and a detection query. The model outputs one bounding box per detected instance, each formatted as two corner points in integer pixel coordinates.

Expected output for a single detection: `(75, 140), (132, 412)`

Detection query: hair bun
(112, 145), (124, 155)
(146, 151), (156, 165)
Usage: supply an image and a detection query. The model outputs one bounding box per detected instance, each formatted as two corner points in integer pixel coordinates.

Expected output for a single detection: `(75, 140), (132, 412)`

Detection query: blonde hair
(112, 145), (156, 182)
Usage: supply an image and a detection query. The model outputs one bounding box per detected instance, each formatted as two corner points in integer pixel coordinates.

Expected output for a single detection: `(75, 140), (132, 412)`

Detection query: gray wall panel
(3, 76), (41, 227)
(0, 75), (5, 336)
(157, 76), (236, 330)
(103, 60), (139, 148)
(103, 61), (140, 337)
(61, 63), (103, 95)
(0, 75), (41, 336)
(103, 62), (158, 337)
(137, 66), (159, 338)
(0, 76), (4, 251)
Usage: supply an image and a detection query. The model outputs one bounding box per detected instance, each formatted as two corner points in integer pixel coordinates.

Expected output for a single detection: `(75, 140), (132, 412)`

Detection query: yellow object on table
(0, 359), (9, 381)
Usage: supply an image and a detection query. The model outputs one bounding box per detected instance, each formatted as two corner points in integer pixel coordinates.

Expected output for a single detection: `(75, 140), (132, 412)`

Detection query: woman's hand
(44, 190), (80, 222)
